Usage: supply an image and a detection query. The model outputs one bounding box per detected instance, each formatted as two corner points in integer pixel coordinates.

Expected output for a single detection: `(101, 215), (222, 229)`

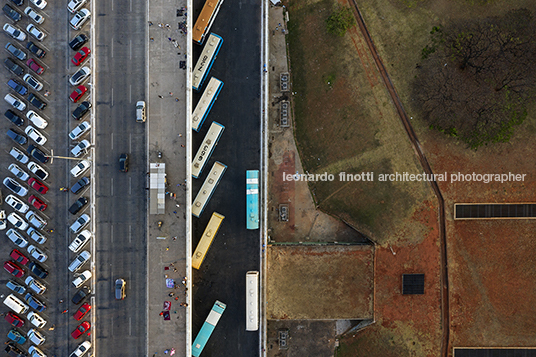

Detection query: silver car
(70, 214), (90, 233)
(6, 228), (29, 248)
(25, 211), (47, 229)
(69, 66), (91, 86)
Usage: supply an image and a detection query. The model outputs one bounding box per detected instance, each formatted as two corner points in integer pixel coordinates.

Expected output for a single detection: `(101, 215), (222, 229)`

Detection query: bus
(192, 212), (225, 269)
(192, 78), (224, 132)
(192, 33), (223, 91)
(193, 0), (224, 45)
(192, 122), (225, 178)
(192, 300), (227, 357)
(192, 161), (227, 218)
(246, 271), (259, 331)
(246, 170), (259, 230)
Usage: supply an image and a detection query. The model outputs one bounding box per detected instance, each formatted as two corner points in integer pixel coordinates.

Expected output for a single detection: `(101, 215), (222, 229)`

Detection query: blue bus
(246, 170), (259, 230)
(192, 33), (223, 91)
(192, 78), (224, 132)
(192, 300), (227, 356)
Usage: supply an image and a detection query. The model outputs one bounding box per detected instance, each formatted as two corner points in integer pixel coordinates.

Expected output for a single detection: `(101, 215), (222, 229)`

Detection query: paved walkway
(145, 0), (190, 355)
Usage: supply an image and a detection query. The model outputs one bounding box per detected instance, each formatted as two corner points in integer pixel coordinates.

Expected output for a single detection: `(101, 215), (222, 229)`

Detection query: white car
(70, 213), (90, 233)
(6, 228), (28, 247)
(25, 276), (46, 295)
(25, 126), (47, 145)
(27, 311), (47, 328)
(70, 341), (91, 357)
(30, 0), (47, 10)
(7, 213), (29, 230)
(3, 177), (28, 197)
(26, 24), (46, 41)
(69, 230), (91, 253)
(25, 211), (46, 229)
(28, 161), (49, 181)
(136, 101), (146, 122)
(27, 244), (47, 262)
(24, 7), (44, 24)
(29, 345), (47, 357)
(68, 250), (91, 272)
(8, 163), (30, 181)
(26, 111), (48, 129)
(72, 270), (92, 288)
(69, 121), (91, 140)
(71, 139), (90, 157)
(27, 328), (45, 346)
(71, 160), (90, 177)
(5, 93), (26, 111)
(23, 74), (43, 91)
(5, 194), (30, 214)
(69, 66), (91, 86)
(27, 227), (47, 244)
(68, 0), (87, 13)
(70, 9), (90, 30)
(3, 24), (26, 41)
(10, 147), (29, 164)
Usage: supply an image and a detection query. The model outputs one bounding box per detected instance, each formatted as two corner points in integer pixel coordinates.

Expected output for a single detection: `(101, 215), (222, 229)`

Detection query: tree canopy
(414, 9), (536, 149)
(325, 6), (356, 37)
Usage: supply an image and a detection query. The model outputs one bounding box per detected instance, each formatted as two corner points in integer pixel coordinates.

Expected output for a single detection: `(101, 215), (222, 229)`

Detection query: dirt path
(348, 1), (450, 355)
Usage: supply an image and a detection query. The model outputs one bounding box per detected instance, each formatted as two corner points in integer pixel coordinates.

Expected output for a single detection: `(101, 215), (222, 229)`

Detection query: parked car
(30, 0), (47, 9)
(10, 249), (29, 265)
(28, 195), (46, 211)
(8, 163), (29, 181)
(26, 111), (47, 129)
(4, 261), (24, 278)
(25, 126), (46, 145)
(5, 43), (26, 60)
(7, 79), (27, 95)
(70, 214), (89, 233)
(69, 33), (88, 51)
(72, 47), (90, 66)
(3, 24), (26, 41)
(72, 101), (91, 120)
(26, 227), (46, 244)
(28, 261), (47, 279)
(5, 110), (24, 126)
(119, 154), (129, 172)
(71, 139), (90, 157)
(9, 0), (24, 6)
(26, 24), (45, 41)
(72, 270), (91, 288)
(26, 58), (43, 75)
(70, 85), (87, 103)
(10, 147), (28, 164)
(23, 73), (43, 91)
(69, 197), (88, 214)
(25, 276), (45, 295)
(27, 311), (46, 328)
(68, 250), (90, 272)
(28, 93), (46, 110)
(4, 58), (24, 76)
(27, 245), (47, 262)
(5, 312), (24, 327)
(69, 66), (90, 85)
(115, 278), (126, 300)
(27, 162), (48, 180)
(6, 280), (26, 294)
(26, 328), (45, 345)
(73, 303), (91, 321)
(69, 229), (91, 253)
(28, 178), (48, 194)
(5, 342), (25, 357)
(5, 94), (26, 111)
(6, 228), (28, 247)
(27, 145), (48, 163)
(72, 286), (90, 304)
(25, 211), (46, 229)
(6, 194), (29, 213)
(24, 294), (46, 312)
(24, 7), (44, 24)
(3, 4), (21, 21)
(29, 346), (46, 357)
(71, 177), (89, 194)
(71, 321), (90, 339)
(26, 41), (45, 58)
(7, 329), (26, 344)
(136, 100), (146, 122)
(7, 128), (27, 144)
(69, 121), (90, 140)
(70, 9), (90, 30)
(68, 0), (87, 13)
(3, 178), (28, 197)
(70, 341), (91, 357)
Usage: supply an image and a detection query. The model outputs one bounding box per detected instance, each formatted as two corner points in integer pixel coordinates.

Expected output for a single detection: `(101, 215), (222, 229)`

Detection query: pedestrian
(175, 297), (179, 301)
(180, 302), (188, 307)
(172, 236), (177, 241)
(168, 292), (174, 297)
(158, 23), (163, 28)
(44, 91), (50, 97)
(148, 21), (153, 26)
(165, 24), (170, 29)
(181, 144), (185, 148)
(150, 37), (154, 42)
(59, 299), (64, 304)
(173, 268), (178, 273)
(173, 211), (177, 214)
(158, 95), (163, 98)
(179, 133), (182, 137)
(175, 98), (179, 102)
(62, 309), (68, 314)
(48, 324), (55, 331)
(169, 92), (173, 96)
(159, 312), (164, 316)
(166, 247), (169, 251)
(168, 37), (172, 41)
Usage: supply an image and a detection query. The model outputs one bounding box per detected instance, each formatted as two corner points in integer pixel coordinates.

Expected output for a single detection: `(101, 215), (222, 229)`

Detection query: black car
(28, 261), (48, 279)
(72, 286), (90, 305)
(27, 144), (48, 163)
(69, 34), (88, 51)
(5, 110), (23, 126)
(28, 93), (46, 110)
(69, 197), (88, 215)
(3, 4), (21, 21)
(71, 177), (90, 194)
(9, 0), (23, 6)
(72, 101), (91, 120)
(4, 342), (26, 357)
(26, 41), (45, 58)
(5, 43), (26, 61)
(119, 153), (129, 172)
(7, 128), (27, 145)
(4, 58), (24, 76)
(8, 79), (27, 95)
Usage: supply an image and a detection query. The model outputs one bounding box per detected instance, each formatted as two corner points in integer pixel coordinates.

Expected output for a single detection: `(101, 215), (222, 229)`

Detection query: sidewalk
(146, 1), (189, 355)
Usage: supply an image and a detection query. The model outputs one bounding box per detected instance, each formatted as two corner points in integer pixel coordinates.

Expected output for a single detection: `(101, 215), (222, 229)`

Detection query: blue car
(24, 293), (46, 312)
(7, 79), (27, 96)
(7, 329), (26, 344)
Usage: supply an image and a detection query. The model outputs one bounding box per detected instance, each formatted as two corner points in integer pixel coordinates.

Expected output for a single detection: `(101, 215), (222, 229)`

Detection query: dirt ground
(267, 245), (374, 320)
(267, 320), (338, 357)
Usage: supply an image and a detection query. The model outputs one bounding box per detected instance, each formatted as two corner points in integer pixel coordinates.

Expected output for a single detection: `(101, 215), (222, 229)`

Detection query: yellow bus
(192, 212), (225, 269)
(193, 0), (225, 44)
(192, 161), (227, 217)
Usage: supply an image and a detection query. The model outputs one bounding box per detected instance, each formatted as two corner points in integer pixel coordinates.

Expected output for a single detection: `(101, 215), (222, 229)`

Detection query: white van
(3, 294), (29, 314)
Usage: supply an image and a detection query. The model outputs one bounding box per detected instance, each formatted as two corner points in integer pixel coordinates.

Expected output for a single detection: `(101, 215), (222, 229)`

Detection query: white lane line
(111, 132), (114, 150)
(111, 316), (114, 336)
(111, 39), (114, 58)
(111, 87), (114, 107)
(129, 317), (132, 335)
(129, 84), (132, 103)
(111, 224), (114, 243)
(129, 133), (132, 152)
(111, 177), (114, 197)
(129, 176), (132, 195)
(111, 0), (114, 11)
(128, 225), (132, 243)
(130, 40), (132, 60)
(130, 0), (132, 12)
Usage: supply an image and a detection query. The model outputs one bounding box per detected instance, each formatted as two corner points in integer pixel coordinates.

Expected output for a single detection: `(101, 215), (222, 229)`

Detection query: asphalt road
(93, 0), (147, 355)
(191, 0), (262, 355)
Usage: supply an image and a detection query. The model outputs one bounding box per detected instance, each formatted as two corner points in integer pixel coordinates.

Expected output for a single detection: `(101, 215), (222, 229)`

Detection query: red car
(71, 321), (90, 339)
(70, 85), (87, 103)
(72, 47), (90, 66)
(74, 303), (92, 321)
(5, 312), (24, 327)
(4, 261), (24, 278)
(28, 178), (48, 194)
(10, 249), (29, 266)
(28, 195), (47, 211)
(27, 58), (44, 75)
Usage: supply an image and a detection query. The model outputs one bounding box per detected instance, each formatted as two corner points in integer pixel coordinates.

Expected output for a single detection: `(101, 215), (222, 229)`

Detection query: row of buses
(191, 0), (260, 355)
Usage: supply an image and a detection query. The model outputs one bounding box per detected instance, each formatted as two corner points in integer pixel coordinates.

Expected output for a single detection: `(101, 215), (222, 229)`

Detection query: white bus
(192, 122), (225, 179)
(192, 33), (223, 92)
(193, 0), (225, 45)
(192, 77), (224, 132)
(192, 161), (227, 218)
(246, 271), (259, 331)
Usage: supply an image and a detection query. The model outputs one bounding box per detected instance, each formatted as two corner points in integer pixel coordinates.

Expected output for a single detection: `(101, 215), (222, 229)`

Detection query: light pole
(48, 149), (91, 164)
